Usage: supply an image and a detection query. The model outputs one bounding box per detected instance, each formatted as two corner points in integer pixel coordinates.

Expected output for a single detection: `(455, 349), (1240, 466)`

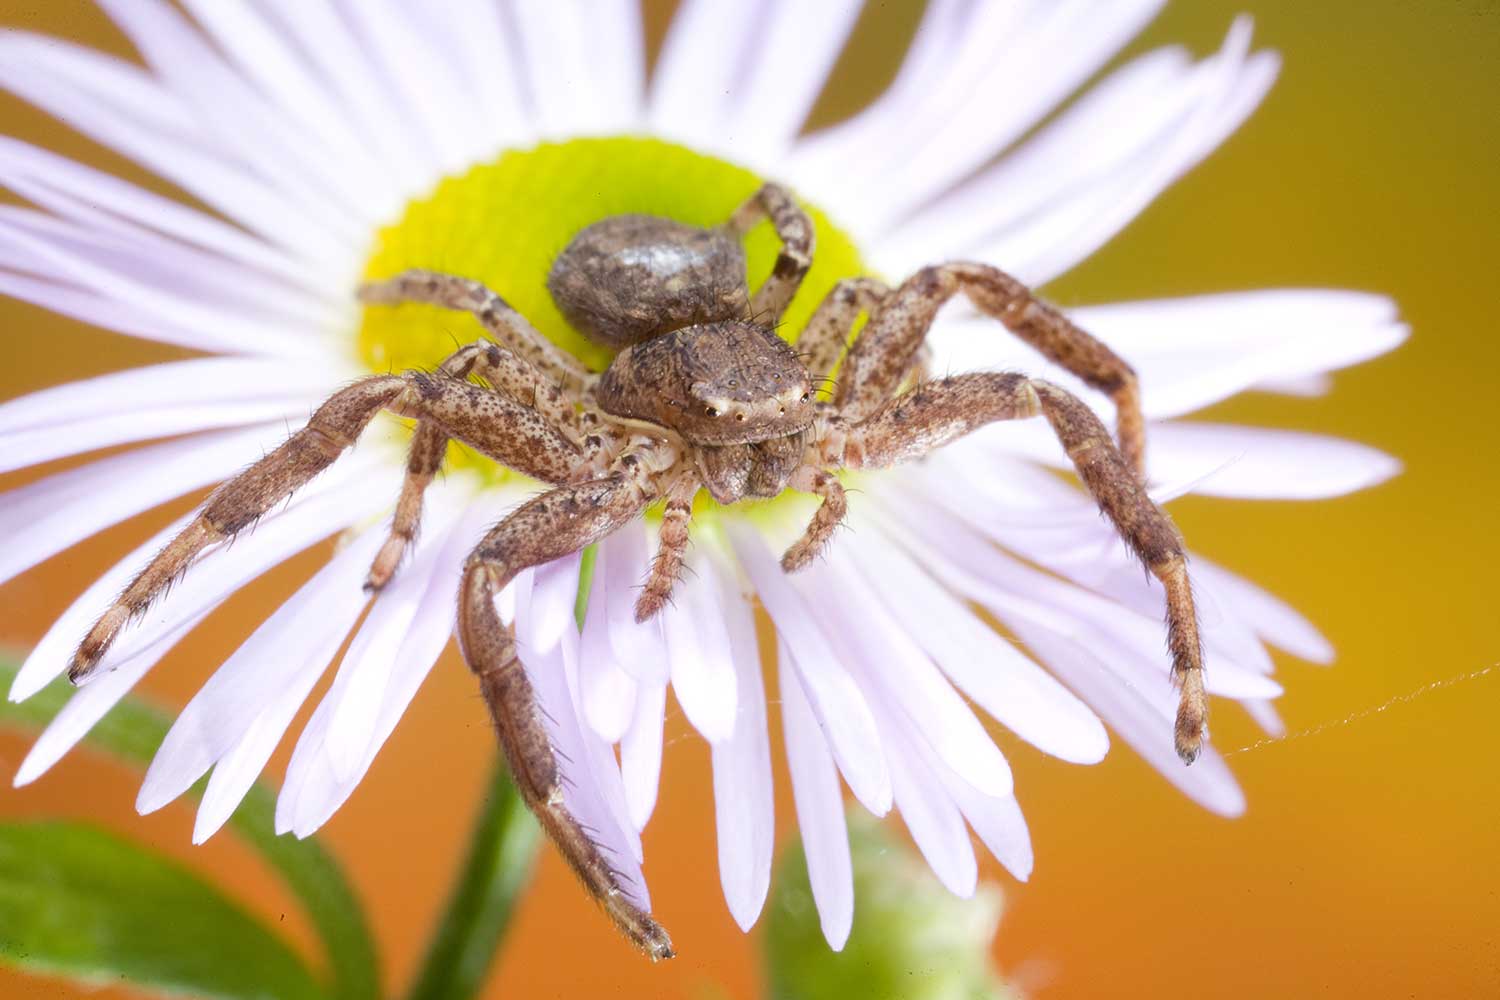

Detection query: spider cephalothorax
(64, 183), (1206, 962)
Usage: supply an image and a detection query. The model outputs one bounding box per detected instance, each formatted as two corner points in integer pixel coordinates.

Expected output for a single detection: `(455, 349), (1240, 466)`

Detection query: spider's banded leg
(367, 340), (585, 590)
(780, 468), (847, 572)
(722, 182), (814, 323)
(456, 475), (673, 960)
(358, 269), (592, 394)
(837, 263), (1147, 478)
(70, 373), (582, 683)
(635, 475), (698, 622)
(796, 277), (889, 391)
(839, 373), (1206, 763)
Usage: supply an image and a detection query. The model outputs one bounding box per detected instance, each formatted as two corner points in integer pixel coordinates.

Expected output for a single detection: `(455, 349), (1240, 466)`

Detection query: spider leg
(837, 262), (1148, 478)
(779, 468), (848, 572)
(456, 472), (674, 960)
(634, 474), (698, 622)
(69, 372), (584, 684)
(366, 338), (589, 590)
(722, 182), (814, 323)
(796, 276), (889, 390)
(836, 372), (1206, 764)
(358, 269), (592, 394)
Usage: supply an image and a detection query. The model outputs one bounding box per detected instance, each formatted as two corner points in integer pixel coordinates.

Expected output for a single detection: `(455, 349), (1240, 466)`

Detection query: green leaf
(0, 654), (379, 1000)
(0, 820), (322, 1000)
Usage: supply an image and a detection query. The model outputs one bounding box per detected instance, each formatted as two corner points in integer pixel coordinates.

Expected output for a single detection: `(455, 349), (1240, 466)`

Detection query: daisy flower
(0, 0), (1403, 956)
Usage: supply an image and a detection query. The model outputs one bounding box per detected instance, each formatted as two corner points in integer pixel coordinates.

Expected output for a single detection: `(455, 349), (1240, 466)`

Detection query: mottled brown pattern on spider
(65, 183), (1207, 962)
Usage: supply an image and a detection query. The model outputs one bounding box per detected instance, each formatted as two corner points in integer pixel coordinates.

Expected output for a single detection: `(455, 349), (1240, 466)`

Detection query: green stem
(402, 762), (541, 1000)
(0, 656), (381, 1000)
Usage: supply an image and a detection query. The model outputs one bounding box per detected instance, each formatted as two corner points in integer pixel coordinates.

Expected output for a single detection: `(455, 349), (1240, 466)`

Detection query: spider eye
(705, 407), (720, 418)
(735, 413), (746, 422)
(800, 392), (811, 403)
(727, 378), (737, 388)
(771, 372), (782, 381)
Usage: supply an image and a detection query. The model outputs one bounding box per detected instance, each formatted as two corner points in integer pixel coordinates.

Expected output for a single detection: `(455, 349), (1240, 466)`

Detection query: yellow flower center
(357, 137), (866, 501)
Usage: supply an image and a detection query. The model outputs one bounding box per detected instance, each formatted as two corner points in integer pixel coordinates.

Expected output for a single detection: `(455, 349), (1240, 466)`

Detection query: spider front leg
(457, 467), (674, 960)
(838, 262), (1148, 478)
(836, 372), (1207, 764)
(723, 182), (814, 323)
(69, 371), (583, 684)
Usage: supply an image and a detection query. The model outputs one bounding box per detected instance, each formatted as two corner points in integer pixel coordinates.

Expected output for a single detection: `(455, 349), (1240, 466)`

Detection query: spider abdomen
(548, 215), (749, 349)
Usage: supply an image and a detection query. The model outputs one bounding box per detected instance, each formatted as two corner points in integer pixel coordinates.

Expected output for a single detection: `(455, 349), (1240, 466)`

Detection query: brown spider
(65, 183), (1206, 960)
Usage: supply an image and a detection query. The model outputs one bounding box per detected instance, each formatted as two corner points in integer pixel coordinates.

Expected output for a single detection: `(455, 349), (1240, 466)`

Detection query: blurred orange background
(1, 1), (1497, 997)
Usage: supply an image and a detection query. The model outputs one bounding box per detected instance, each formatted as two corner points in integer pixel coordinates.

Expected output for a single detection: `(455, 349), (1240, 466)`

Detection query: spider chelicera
(67, 183), (1206, 960)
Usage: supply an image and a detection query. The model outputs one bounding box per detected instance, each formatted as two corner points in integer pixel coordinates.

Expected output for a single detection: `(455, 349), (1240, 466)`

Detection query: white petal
(0, 135), (317, 291)
(621, 679), (666, 832)
(579, 542), (639, 741)
(175, 0), (404, 220)
(797, 551), (1014, 798)
(0, 213), (334, 357)
(259, 0), (436, 191)
(779, 647), (853, 951)
(708, 556), (775, 931)
(0, 399), (319, 474)
(938, 768), (1034, 882)
(15, 618), (196, 787)
(874, 491), (1282, 701)
(723, 0), (862, 159)
(530, 553), (582, 657)
(921, 289), (1409, 425)
(191, 613), (359, 843)
(335, 0), (484, 174)
(9, 510), (193, 704)
(878, 45), (1197, 267)
(883, 718), (978, 898)
(277, 492), (499, 835)
(413, 0), (529, 151)
(0, 358), (340, 435)
(556, 618), (644, 867)
(730, 524), (891, 816)
(0, 202), (340, 331)
(901, 458), (1279, 680)
(0, 33), (351, 262)
(971, 21), (1276, 285)
(1147, 423), (1400, 500)
(661, 565), (738, 744)
(1193, 559), (1333, 664)
(509, 1), (635, 136)
(322, 496), (463, 780)
(796, 0), (1164, 235)
(839, 511), (1108, 764)
(882, 508), (1247, 815)
(95, 0), (372, 240)
(0, 271), (254, 354)
(16, 462), (388, 783)
(1008, 621), (1245, 816)
(505, 580), (647, 894)
(602, 523), (669, 685)
(0, 424), (285, 588)
(647, 0), (761, 151)
(1241, 698), (1286, 737)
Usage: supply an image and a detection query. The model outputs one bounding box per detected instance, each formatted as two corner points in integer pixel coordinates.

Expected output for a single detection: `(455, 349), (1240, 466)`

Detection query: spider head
(595, 320), (815, 446)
